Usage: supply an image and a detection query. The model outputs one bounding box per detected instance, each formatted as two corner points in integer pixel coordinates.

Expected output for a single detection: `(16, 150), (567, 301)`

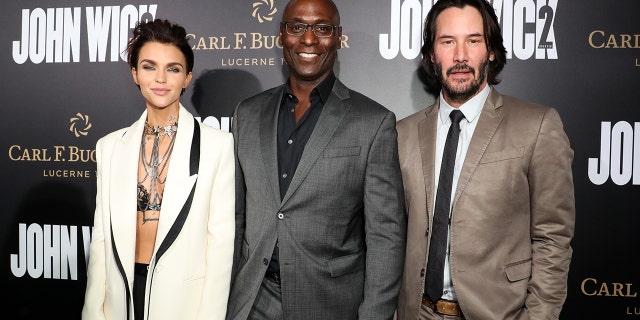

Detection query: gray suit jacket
(227, 79), (406, 320)
(395, 88), (575, 320)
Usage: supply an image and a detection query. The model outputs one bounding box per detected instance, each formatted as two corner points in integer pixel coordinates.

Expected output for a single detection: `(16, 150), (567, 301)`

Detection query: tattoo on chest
(141, 211), (159, 224)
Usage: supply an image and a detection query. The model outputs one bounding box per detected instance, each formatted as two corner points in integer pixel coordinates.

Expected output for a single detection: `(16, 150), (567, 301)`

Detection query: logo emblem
(252, 0), (278, 23)
(69, 113), (92, 137)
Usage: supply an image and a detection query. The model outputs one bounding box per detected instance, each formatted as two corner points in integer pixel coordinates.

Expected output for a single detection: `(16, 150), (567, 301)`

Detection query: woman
(82, 19), (234, 320)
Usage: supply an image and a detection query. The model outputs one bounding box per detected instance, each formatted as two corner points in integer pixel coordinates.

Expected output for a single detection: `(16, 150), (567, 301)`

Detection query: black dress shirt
(268, 73), (336, 273)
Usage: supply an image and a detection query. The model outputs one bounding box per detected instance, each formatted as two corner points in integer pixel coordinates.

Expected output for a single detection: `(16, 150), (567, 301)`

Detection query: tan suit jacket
(396, 88), (575, 320)
(82, 106), (235, 320)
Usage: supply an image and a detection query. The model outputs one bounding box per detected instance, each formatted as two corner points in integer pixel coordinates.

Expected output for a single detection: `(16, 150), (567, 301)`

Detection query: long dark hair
(421, 0), (506, 93)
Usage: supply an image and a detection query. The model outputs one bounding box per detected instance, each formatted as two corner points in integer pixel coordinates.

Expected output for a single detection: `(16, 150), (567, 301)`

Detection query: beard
(435, 59), (490, 105)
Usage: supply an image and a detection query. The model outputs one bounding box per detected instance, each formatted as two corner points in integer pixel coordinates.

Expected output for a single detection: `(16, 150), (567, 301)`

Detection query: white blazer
(82, 105), (235, 320)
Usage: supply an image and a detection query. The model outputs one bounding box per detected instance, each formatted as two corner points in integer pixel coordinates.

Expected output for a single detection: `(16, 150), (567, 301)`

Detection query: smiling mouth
(298, 53), (319, 58)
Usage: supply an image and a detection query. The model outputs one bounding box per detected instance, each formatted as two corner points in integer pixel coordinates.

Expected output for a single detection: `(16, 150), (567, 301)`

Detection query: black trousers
(248, 275), (284, 320)
(133, 263), (148, 320)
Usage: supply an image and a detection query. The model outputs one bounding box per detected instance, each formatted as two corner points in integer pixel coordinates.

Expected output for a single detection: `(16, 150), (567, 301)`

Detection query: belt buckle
(436, 299), (463, 318)
(422, 294), (463, 318)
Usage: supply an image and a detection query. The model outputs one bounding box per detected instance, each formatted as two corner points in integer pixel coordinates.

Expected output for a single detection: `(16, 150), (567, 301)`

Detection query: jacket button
(420, 268), (425, 277)
(277, 212), (284, 219)
(263, 258), (269, 265)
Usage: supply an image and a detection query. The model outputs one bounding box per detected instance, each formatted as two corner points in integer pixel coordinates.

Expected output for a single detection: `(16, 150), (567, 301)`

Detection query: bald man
(225, 0), (406, 319)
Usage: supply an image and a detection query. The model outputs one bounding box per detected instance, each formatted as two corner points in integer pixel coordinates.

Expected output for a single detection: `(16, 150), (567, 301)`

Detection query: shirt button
(263, 258), (269, 265)
(287, 139), (293, 144)
(277, 212), (284, 219)
(282, 173), (288, 179)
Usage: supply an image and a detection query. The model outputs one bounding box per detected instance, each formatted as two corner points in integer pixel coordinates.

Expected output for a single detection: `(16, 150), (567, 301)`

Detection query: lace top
(137, 183), (161, 211)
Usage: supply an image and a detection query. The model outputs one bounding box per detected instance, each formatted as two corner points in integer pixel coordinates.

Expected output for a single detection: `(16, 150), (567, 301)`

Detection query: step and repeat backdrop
(1, 0), (638, 318)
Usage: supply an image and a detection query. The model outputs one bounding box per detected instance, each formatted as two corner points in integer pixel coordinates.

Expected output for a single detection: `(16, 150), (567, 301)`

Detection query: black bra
(137, 183), (157, 211)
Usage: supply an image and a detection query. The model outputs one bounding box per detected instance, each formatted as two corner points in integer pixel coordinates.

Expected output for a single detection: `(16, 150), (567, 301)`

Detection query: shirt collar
(284, 72), (336, 104)
(438, 84), (490, 125)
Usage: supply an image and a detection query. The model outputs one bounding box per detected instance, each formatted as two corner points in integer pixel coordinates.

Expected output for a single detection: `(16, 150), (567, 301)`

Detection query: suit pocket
(479, 146), (524, 164)
(505, 258), (532, 282)
(323, 146), (360, 158)
(327, 251), (365, 277)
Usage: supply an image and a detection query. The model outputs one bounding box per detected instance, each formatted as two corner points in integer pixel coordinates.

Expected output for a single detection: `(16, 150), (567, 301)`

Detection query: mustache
(446, 63), (475, 76)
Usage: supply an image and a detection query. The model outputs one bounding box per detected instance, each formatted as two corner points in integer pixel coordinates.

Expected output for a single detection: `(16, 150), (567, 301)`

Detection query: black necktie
(425, 109), (465, 301)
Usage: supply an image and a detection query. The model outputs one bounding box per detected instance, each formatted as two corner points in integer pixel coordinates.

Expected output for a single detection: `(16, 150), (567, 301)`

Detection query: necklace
(138, 120), (178, 223)
(144, 121), (178, 137)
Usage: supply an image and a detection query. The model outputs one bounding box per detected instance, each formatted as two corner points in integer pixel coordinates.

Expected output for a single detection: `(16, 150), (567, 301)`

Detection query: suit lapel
(109, 106), (198, 277)
(418, 104), (439, 223)
(110, 110), (147, 283)
(260, 88), (285, 206)
(153, 106), (197, 257)
(279, 80), (351, 207)
(453, 88), (504, 204)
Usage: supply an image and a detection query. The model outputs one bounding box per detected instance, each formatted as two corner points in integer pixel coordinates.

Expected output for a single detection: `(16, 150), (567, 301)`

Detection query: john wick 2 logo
(588, 121), (640, 186)
(12, 4), (157, 64)
(379, 0), (558, 60)
(10, 223), (91, 280)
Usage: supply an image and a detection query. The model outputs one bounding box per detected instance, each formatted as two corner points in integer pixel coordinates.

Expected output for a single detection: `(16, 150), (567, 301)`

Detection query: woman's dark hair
(421, 0), (507, 93)
(126, 19), (194, 73)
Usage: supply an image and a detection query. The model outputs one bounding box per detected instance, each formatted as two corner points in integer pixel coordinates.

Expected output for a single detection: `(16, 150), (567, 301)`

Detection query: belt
(422, 294), (464, 318)
(264, 271), (281, 285)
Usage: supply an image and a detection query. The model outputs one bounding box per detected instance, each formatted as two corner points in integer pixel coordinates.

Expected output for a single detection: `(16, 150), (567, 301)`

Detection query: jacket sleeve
(81, 138), (108, 320)
(359, 111), (407, 320)
(197, 132), (236, 320)
(229, 104), (246, 285)
(526, 107), (575, 319)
